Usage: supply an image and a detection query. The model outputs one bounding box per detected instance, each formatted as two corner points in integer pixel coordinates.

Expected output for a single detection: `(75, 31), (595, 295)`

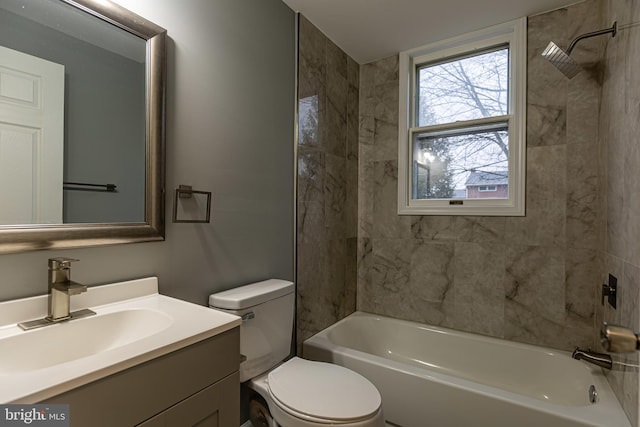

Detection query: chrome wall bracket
(172, 185), (212, 223)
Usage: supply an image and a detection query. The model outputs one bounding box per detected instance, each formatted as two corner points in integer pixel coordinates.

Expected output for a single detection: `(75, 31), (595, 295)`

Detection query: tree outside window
(414, 47), (509, 200)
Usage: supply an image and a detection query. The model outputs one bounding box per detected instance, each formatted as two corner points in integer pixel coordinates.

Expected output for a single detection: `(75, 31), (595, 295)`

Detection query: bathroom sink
(0, 277), (241, 403)
(0, 308), (173, 375)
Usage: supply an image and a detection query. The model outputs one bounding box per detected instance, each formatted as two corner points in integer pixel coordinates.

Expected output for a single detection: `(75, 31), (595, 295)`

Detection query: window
(398, 18), (526, 216)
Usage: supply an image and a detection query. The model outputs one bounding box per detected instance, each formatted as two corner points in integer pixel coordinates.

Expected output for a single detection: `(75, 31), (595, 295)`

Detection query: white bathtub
(303, 312), (631, 427)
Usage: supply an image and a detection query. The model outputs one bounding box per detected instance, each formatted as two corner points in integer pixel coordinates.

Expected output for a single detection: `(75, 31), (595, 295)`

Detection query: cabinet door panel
(138, 372), (239, 427)
(42, 329), (239, 427)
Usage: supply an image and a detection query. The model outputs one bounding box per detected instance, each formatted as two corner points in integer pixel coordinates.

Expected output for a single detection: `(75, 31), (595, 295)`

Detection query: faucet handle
(66, 281), (88, 295)
(48, 257), (79, 269)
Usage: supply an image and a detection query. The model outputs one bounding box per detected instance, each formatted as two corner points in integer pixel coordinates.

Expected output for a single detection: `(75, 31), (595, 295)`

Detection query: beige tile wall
(297, 0), (640, 423)
(296, 16), (359, 352)
(356, 1), (603, 352)
(600, 0), (640, 423)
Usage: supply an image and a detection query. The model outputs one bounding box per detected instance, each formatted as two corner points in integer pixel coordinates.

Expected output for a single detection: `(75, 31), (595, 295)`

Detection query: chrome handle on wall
(602, 274), (617, 308)
(601, 323), (640, 353)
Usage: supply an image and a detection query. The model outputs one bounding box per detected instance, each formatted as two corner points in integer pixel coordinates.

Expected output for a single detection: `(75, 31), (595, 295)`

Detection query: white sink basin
(0, 308), (172, 375)
(0, 277), (241, 403)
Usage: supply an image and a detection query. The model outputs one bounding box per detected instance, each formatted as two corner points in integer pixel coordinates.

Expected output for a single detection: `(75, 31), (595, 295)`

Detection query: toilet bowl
(209, 279), (384, 427)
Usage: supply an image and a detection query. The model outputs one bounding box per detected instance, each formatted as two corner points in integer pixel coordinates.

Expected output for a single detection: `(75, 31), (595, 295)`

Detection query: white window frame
(398, 18), (526, 216)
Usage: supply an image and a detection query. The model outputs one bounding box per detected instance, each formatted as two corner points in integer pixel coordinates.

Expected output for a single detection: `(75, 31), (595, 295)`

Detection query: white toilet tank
(208, 279), (294, 382)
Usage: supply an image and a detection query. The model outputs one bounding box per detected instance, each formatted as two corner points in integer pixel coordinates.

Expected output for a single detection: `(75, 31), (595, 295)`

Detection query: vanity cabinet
(41, 328), (240, 427)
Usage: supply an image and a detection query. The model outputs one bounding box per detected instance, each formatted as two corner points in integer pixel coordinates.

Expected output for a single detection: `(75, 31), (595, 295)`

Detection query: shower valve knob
(600, 323), (640, 353)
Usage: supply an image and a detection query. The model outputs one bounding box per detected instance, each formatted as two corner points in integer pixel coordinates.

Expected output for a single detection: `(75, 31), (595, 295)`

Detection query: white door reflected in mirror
(0, 45), (64, 224)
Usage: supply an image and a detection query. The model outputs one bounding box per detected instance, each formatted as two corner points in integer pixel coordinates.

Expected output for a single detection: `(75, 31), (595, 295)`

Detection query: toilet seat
(267, 358), (382, 424)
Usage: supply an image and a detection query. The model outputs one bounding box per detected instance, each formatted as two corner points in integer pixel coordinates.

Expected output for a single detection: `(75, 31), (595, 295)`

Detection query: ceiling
(281, 0), (578, 63)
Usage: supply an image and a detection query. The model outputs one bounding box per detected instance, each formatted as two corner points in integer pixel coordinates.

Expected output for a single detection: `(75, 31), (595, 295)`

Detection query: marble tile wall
(297, 2), (640, 423)
(599, 0), (640, 424)
(357, 0), (604, 352)
(296, 16), (359, 352)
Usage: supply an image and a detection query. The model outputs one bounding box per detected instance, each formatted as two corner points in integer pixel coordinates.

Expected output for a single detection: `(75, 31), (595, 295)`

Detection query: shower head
(541, 41), (581, 78)
(542, 22), (617, 79)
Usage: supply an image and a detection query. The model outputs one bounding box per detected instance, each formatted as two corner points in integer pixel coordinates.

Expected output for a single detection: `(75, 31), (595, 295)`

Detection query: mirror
(0, 0), (166, 253)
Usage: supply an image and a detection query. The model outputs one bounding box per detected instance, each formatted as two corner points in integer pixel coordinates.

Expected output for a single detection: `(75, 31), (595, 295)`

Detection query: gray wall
(0, 0), (295, 306)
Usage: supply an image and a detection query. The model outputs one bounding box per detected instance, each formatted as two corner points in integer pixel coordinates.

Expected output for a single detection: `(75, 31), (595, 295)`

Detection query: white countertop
(0, 277), (241, 403)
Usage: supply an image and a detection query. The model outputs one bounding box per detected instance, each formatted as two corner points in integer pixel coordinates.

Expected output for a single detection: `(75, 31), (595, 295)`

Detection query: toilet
(209, 279), (385, 427)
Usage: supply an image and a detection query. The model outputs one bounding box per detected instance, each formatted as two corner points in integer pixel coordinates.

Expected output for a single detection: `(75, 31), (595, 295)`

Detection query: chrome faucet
(47, 257), (87, 321)
(572, 348), (613, 370)
(18, 257), (95, 330)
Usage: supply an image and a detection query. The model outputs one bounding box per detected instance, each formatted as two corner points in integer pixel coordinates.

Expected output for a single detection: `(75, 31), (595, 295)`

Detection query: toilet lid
(267, 358), (381, 422)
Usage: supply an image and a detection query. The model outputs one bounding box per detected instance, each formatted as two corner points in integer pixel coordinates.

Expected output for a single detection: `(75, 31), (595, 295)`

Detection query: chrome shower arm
(566, 22), (617, 55)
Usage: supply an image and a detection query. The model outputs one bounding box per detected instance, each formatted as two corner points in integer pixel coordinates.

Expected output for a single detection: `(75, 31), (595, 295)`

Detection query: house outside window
(466, 171), (508, 198)
(398, 18), (526, 216)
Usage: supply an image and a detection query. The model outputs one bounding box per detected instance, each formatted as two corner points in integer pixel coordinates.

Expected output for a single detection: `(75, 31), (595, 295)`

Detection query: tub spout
(572, 348), (612, 370)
